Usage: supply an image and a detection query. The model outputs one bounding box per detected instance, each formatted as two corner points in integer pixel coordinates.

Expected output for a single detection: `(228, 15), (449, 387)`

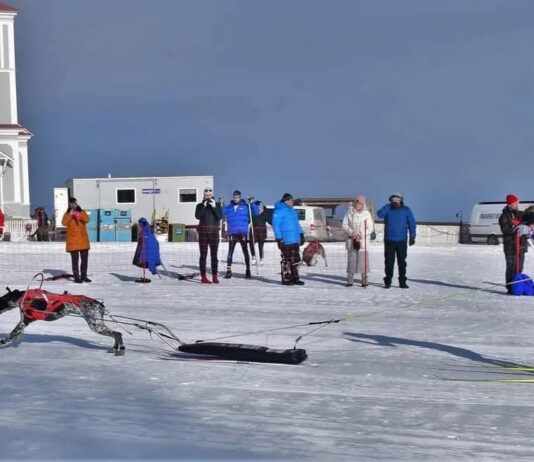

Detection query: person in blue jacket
(376, 193), (416, 289)
(223, 190), (252, 279)
(272, 193), (305, 285)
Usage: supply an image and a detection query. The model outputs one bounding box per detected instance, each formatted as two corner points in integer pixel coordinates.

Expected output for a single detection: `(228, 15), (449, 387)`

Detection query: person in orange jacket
(62, 197), (91, 283)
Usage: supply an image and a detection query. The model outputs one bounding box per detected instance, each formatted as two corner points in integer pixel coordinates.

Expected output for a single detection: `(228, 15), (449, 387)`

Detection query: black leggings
(199, 228), (220, 275)
(70, 249), (89, 277)
(227, 234), (250, 268)
(249, 227), (267, 259)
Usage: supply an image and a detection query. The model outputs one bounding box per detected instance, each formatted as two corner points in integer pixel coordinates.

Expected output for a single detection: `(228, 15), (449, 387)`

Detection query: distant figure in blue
(133, 217), (162, 276)
(377, 193), (416, 289)
(223, 190), (251, 279)
(272, 193), (305, 285)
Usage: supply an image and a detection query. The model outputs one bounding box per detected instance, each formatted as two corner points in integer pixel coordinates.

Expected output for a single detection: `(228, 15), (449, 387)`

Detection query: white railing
(2, 218), (38, 242)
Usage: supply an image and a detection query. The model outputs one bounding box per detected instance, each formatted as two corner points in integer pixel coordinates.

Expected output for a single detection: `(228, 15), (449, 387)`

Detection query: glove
(409, 237), (415, 246)
(208, 199), (216, 207)
(370, 231), (377, 241)
(512, 217), (522, 227)
(276, 239), (283, 250)
(300, 234), (305, 246)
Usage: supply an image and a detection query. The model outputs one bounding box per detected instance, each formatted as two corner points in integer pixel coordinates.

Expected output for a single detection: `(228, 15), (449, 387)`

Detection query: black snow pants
(384, 240), (408, 284)
(199, 227), (220, 276)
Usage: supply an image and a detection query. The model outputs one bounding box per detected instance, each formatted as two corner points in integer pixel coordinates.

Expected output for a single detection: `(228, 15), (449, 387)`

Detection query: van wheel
(487, 235), (499, 245)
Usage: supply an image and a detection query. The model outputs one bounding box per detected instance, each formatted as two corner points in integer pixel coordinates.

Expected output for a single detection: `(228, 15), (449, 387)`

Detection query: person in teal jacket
(272, 193), (305, 285)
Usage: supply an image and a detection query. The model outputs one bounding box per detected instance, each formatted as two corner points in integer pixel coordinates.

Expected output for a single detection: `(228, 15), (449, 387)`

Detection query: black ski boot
(81, 274), (92, 283)
(224, 267), (232, 279)
(399, 279), (409, 289)
(245, 268), (252, 279)
(383, 278), (391, 289)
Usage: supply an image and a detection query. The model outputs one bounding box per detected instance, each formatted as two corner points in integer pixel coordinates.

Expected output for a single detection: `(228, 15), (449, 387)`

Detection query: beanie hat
(389, 193), (403, 202)
(232, 190), (241, 197)
(355, 194), (366, 205)
(281, 193), (294, 202)
(506, 194), (519, 205)
(68, 197), (77, 204)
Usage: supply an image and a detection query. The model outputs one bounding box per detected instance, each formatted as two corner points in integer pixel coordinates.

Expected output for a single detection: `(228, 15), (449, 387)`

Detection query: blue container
(115, 209), (132, 242)
(99, 209), (116, 242)
(86, 209), (99, 242)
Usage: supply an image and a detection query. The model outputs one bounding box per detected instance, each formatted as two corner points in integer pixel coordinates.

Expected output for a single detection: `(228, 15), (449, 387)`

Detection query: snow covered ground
(1, 241), (534, 461)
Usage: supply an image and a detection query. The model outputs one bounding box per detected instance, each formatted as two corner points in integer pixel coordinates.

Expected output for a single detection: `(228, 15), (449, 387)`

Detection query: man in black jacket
(499, 194), (527, 294)
(249, 200), (269, 265)
(195, 187), (223, 284)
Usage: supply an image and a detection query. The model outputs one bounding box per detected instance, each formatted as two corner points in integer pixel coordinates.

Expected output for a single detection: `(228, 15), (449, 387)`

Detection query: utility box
(168, 223), (186, 242)
(115, 209), (132, 242)
(99, 209), (116, 242)
(86, 209), (99, 242)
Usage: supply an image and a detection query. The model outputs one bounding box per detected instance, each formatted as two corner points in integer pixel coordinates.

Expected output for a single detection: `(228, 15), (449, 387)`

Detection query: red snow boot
(201, 275), (211, 284)
(212, 274), (220, 284)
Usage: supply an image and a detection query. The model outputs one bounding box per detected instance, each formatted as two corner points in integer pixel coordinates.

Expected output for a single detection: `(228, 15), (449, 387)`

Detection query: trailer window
(179, 188), (197, 203)
(117, 189), (135, 204)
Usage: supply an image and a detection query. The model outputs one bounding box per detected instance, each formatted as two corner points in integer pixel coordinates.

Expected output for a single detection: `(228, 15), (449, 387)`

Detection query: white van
(469, 201), (534, 245)
(263, 205), (330, 241)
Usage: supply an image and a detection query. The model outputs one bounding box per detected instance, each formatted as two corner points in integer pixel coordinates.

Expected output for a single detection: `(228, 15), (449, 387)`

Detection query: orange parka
(62, 210), (90, 252)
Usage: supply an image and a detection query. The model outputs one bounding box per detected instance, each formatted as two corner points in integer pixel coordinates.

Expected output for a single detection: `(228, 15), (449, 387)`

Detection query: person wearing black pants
(249, 200), (268, 265)
(376, 193), (416, 289)
(195, 187), (223, 284)
(499, 194), (527, 294)
(62, 197), (91, 284)
(223, 190), (252, 279)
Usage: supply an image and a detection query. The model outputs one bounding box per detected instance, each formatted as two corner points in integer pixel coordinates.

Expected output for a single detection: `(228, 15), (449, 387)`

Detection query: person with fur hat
(223, 190), (252, 279)
(272, 193), (305, 285)
(499, 194), (528, 294)
(376, 193), (416, 288)
(61, 197), (91, 283)
(342, 195), (374, 287)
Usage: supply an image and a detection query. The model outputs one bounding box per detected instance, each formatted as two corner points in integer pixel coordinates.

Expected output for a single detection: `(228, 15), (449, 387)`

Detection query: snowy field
(1, 241), (534, 461)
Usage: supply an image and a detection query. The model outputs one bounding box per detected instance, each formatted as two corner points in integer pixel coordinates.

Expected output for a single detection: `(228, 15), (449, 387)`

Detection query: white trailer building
(63, 175), (213, 226)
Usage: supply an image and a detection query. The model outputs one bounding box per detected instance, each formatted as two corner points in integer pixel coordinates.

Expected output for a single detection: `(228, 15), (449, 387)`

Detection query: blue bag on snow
(511, 273), (534, 296)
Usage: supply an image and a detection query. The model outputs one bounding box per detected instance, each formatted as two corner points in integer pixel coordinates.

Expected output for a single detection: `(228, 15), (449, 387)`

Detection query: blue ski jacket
(272, 200), (303, 245)
(224, 200), (251, 235)
(377, 204), (416, 242)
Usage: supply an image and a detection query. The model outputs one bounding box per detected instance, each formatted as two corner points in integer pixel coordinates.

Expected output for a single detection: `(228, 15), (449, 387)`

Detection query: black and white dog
(0, 287), (124, 354)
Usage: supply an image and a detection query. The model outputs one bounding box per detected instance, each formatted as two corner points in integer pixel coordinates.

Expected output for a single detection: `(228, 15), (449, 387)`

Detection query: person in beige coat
(342, 195), (373, 287)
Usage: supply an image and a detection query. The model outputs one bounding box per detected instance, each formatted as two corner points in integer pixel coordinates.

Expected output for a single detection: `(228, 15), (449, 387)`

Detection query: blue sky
(12, 0), (534, 220)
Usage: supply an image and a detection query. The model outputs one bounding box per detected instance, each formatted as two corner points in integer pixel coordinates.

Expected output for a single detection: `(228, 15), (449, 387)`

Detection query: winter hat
(281, 193), (294, 202)
(232, 190), (241, 197)
(355, 194), (366, 205)
(68, 197), (77, 204)
(255, 200), (263, 207)
(389, 193), (403, 202)
(506, 194), (519, 205)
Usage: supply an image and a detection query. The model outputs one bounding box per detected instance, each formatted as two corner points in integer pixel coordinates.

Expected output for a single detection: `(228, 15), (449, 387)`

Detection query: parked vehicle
(470, 201), (534, 245)
(264, 206), (329, 241)
(326, 217), (348, 242)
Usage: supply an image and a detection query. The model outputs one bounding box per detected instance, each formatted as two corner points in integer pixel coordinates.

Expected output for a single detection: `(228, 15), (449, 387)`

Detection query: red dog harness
(21, 289), (95, 321)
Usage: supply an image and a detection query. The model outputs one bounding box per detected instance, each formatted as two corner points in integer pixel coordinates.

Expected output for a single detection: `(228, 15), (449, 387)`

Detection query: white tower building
(0, 2), (32, 217)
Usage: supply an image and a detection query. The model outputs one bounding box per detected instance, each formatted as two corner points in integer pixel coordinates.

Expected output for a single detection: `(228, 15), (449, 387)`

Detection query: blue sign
(142, 188), (161, 194)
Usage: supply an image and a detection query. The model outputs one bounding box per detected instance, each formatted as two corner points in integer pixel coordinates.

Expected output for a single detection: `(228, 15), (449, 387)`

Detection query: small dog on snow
(302, 240), (328, 267)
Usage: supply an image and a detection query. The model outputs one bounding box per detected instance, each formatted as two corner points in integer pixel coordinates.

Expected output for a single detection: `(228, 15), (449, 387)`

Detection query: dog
(302, 240), (328, 267)
(0, 287), (124, 354)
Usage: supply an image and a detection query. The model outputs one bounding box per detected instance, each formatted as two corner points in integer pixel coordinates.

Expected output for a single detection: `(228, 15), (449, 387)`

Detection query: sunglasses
(204, 189), (213, 192)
